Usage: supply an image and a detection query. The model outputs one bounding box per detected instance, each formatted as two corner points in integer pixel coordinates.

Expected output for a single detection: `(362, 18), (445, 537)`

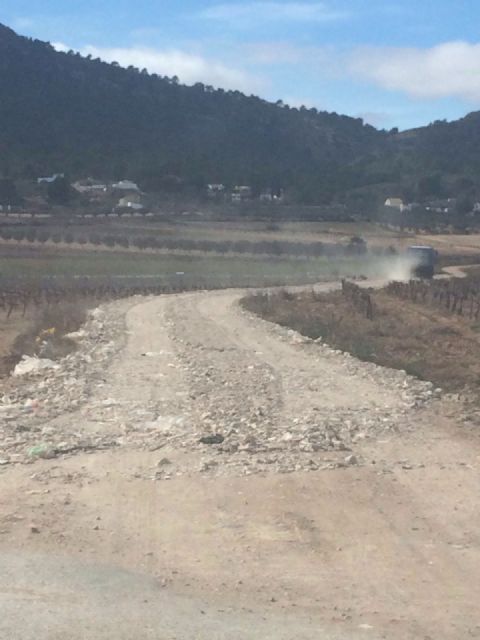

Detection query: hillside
(2, 22), (480, 209)
(0, 23), (388, 204)
(395, 112), (480, 187)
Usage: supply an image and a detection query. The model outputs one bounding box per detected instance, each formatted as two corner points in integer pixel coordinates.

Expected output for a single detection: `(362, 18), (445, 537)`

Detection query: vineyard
(0, 276), (240, 319)
(243, 275), (480, 391)
(6, 274), (480, 328)
(0, 275), (247, 376)
(386, 277), (480, 319)
(0, 224), (394, 258)
(339, 276), (480, 322)
(341, 279), (374, 320)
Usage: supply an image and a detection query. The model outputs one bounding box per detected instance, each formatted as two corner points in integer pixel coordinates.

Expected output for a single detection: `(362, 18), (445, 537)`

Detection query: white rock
(352, 432), (367, 442)
(65, 329), (88, 341)
(13, 356), (60, 377)
(89, 307), (105, 320)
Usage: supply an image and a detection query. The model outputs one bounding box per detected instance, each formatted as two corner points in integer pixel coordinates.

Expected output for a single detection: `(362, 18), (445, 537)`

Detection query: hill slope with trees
(0, 23), (388, 204)
(2, 22), (480, 209)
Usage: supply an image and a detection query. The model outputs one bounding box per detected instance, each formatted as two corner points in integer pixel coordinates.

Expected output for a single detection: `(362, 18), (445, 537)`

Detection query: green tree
(0, 178), (18, 204)
(47, 176), (73, 204)
(417, 174), (444, 199)
(456, 196), (474, 216)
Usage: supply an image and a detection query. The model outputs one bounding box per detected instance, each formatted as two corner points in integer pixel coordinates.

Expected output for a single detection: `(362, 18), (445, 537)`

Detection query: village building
(232, 185), (252, 203)
(37, 173), (64, 184)
(72, 178), (107, 194)
(384, 197), (405, 211)
(112, 179), (140, 192)
(115, 192), (145, 212)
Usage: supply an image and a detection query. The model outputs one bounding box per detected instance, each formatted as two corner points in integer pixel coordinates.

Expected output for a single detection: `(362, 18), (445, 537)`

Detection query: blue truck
(407, 245), (438, 279)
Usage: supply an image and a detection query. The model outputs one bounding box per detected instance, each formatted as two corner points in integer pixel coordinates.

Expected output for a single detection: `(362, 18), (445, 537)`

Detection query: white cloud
(282, 95), (316, 109)
(52, 41), (69, 53)
(53, 43), (264, 93)
(350, 41), (480, 102)
(199, 2), (349, 25)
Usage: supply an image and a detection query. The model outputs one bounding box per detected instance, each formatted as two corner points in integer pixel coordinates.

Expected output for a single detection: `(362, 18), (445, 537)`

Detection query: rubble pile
(0, 301), (129, 465)
(0, 293), (441, 477)
(155, 301), (439, 477)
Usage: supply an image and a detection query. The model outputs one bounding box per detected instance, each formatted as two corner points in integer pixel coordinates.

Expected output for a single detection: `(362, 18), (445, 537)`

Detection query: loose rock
(199, 434), (225, 445)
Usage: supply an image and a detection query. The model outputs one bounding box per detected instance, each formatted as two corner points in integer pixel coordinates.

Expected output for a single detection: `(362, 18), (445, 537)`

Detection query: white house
(112, 180), (140, 192)
(72, 179), (107, 194)
(116, 195), (144, 211)
(385, 197), (406, 212)
(207, 184), (225, 193)
(232, 185), (252, 203)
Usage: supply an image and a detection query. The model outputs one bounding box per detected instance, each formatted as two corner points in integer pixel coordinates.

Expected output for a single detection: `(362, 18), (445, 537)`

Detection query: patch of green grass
(0, 249), (378, 287)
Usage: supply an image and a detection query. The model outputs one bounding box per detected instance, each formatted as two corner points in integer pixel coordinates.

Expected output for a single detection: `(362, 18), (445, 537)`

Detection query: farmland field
(0, 244), (380, 286)
(0, 243), (379, 375)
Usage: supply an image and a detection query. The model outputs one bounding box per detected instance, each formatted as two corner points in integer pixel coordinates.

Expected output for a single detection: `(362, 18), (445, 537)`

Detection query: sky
(1, 0), (480, 130)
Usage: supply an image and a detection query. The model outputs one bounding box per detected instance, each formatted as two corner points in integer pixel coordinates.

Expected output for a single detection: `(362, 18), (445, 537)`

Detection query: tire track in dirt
(1, 284), (480, 639)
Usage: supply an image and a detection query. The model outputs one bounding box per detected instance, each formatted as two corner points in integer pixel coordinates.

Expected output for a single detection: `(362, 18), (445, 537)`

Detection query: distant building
(37, 173), (64, 184)
(72, 179), (107, 194)
(120, 201), (144, 211)
(207, 184), (226, 200)
(112, 179), (140, 192)
(424, 198), (456, 214)
(259, 188), (284, 203)
(207, 184), (225, 195)
(384, 197), (405, 210)
(115, 193), (145, 212)
(118, 192), (141, 205)
(232, 185), (252, 203)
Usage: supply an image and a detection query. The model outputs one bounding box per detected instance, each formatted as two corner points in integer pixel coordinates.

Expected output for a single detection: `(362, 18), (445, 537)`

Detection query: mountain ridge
(1, 23), (480, 207)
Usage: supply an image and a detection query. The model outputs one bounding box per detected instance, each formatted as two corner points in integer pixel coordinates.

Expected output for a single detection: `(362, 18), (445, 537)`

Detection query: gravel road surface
(0, 284), (479, 639)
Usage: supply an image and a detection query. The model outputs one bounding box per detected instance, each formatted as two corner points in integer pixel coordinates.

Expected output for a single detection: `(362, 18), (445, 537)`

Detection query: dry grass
(0, 302), (91, 377)
(243, 287), (480, 392)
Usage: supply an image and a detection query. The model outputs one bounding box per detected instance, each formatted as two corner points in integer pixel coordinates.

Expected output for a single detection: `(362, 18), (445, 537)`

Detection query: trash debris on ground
(13, 356), (60, 377)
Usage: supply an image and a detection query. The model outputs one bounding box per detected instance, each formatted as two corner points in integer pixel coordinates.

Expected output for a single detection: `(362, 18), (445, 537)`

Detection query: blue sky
(1, 1), (479, 129)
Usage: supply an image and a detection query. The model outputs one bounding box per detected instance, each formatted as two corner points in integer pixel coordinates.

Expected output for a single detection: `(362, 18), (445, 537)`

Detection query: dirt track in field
(1, 283), (479, 639)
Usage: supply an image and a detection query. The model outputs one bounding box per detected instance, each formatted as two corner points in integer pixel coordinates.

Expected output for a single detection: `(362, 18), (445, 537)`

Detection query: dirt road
(1, 287), (479, 639)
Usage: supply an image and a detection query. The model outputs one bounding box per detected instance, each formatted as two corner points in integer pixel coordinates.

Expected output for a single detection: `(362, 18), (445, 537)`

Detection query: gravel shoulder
(0, 285), (479, 639)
